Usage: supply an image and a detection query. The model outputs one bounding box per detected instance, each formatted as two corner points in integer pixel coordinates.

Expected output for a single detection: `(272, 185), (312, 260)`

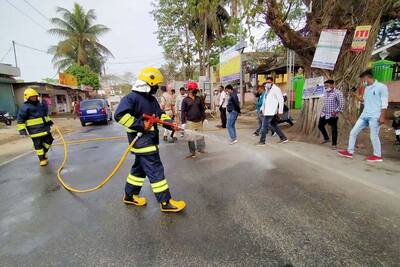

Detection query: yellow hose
(54, 126), (140, 193)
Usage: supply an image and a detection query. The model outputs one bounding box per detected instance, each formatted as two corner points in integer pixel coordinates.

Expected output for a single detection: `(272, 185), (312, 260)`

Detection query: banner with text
(302, 76), (325, 99)
(351, 25), (371, 52)
(220, 45), (241, 83)
(311, 29), (347, 70)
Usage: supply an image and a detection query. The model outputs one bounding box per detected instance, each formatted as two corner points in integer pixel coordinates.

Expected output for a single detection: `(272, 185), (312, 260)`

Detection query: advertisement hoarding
(302, 76), (325, 99)
(220, 45), (241, 83)
(59, 73), (78, 87)
(311, 29), (347, 71)
(351, 25), (371, 52)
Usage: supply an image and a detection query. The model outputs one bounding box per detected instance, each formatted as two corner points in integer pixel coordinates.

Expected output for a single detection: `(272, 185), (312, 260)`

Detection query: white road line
(0, 151), (33, 167)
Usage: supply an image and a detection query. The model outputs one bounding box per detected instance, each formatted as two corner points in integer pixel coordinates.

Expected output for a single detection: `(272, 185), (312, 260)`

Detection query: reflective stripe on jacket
(115, 91), (172, 154)
(17, 101), (52, 138)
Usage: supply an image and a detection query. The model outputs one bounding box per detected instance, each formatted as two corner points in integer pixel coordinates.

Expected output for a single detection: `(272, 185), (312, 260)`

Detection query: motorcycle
(0, 111), (12, 126)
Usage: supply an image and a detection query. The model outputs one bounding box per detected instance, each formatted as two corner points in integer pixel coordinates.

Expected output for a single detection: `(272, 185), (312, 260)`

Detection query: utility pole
(286, 49), (295, 116)
(12, 40), (18, 67)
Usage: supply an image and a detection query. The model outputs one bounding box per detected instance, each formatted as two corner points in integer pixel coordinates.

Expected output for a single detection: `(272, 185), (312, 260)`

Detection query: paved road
(1, 122), (399, 266)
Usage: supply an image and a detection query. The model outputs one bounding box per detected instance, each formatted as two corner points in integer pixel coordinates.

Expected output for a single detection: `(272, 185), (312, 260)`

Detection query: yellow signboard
(220, 45), (241, 83)
(59, 73), (78, 87)
(351, 25), (371, 52)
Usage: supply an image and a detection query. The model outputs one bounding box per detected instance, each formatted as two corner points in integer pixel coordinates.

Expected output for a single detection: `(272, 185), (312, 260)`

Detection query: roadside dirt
(237, 108), (400, 160)
(0, 115), (82, 164)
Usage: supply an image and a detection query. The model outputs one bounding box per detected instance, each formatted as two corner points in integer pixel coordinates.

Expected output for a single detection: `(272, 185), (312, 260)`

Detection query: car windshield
(81, 100), (103, 110)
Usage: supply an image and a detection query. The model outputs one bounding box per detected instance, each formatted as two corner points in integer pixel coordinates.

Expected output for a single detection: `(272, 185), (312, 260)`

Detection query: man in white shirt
(160, 86), (174, 142)
(257, 77), (288, 145)
(175, 87), (187, 137)
(217, 85), (227, 128)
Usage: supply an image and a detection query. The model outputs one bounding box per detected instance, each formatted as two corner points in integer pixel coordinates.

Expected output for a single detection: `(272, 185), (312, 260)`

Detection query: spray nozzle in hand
(142, 113), (182, 131)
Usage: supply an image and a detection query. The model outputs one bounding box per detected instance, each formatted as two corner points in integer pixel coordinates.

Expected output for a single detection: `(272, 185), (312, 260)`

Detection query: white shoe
(278, 139), (289, 144)
(229, 139), (238, 145)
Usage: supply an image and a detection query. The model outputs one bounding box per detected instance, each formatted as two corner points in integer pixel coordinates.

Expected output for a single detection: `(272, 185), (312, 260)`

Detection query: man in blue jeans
(338, 69), (388, 162)
(226, 84), (240, 145)
(253, 84), (266, 136)
(257, 77), (288, 146)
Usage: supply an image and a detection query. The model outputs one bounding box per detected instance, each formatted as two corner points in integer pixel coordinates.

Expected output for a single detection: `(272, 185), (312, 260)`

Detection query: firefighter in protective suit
(17, 88), (54, 166)
(115, 67), (186, 213)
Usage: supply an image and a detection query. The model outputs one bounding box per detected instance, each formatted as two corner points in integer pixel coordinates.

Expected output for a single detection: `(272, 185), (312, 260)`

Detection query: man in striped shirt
(318, 80), (344, 150)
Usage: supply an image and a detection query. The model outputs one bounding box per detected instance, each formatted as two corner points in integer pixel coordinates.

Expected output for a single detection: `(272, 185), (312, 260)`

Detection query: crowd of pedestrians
(159, 68), (393, 162)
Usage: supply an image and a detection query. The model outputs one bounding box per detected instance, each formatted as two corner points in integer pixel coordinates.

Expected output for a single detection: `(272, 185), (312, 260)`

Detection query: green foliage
(242, 0), (306, 52)
(66, 63), (100, 89)
(48, 3), (112, 73)
(152, 0), (239, 76)
(152, 0), (195, 78)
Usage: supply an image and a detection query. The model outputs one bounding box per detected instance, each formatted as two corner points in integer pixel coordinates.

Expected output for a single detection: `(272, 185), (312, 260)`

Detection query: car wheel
(81, 121), (86, 127)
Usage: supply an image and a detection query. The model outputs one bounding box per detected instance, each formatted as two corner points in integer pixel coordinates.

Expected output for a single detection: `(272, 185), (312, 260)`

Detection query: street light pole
(12, 40), (18, 68)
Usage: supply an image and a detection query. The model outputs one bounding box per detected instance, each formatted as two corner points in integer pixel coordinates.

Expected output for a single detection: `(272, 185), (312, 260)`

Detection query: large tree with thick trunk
(244, 0), (399, 136)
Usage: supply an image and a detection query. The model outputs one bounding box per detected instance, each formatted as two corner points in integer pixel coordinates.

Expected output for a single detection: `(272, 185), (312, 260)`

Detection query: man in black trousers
(318, 80), (344, 150)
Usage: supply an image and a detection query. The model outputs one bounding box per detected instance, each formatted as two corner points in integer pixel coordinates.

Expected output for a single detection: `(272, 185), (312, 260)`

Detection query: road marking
(270, 143), (400, 200)
(0, 151), (33, 167)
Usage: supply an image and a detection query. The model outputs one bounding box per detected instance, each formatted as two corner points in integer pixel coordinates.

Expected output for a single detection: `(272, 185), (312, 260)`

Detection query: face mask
(265, 83), (272, 90)
(149, 85), (159, 95)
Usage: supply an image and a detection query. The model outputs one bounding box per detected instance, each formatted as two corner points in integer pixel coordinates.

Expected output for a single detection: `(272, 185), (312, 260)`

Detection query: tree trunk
(231, 0), (238, 17)
(263, 0), (393, 137)
(200, 12), (208, 76)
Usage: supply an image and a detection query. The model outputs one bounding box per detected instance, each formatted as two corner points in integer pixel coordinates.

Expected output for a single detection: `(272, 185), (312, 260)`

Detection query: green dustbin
(372, 60), (395, 83)
(293, 75), (305, 109)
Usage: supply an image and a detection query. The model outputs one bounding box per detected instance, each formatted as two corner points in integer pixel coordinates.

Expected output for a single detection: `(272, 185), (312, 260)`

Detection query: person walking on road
(175, 87), (187, 137)
(160, 85), (175, 142)
(318, 80), (344, 150)
(226, 85), (241, 145)
(115, 66), (186, 213)
(257, 77), (288, 146)
(217, 85), (227, 128)
(338, 69), (388, 162)
(181, 81), (206, 158)
(17, 88), (54, 166)
(253, 84), (265, 136)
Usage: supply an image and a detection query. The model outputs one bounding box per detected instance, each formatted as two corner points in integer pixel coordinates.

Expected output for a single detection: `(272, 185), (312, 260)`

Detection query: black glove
(19, 129), (28, 136)
(47, 120), (54, 126)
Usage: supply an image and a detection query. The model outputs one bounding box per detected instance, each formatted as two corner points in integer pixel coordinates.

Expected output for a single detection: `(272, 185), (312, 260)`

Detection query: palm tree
(189, 0), (230, 75)
(48, 3), (112, 73)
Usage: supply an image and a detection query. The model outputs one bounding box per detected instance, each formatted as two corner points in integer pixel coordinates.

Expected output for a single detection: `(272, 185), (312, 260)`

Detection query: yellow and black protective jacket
(17, 101), (53, 138)
(115, 91), (173, 155)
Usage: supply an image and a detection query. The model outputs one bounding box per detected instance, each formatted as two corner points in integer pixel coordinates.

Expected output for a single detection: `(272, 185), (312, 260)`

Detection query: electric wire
(22, 0), (50, 21)
(0, 46), (12, 62)
(4, 0), (47, 30)
(14, 42), (50, 54)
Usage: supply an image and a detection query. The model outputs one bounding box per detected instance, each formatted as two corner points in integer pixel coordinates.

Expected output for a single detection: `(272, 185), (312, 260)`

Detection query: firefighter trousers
(32, 133), (54, 160)
(125, 152), (171, 203)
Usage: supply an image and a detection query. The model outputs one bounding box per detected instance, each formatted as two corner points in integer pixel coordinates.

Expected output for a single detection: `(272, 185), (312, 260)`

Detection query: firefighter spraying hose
(53, 112), (182, 194)
(17, 68), (186, 213)
(114, 67), (186, 213)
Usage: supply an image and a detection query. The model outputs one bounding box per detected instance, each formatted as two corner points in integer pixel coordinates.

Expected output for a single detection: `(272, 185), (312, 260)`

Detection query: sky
(0, 0), (165, 81)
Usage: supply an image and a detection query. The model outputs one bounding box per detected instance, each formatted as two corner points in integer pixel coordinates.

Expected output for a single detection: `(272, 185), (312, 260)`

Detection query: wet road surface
(1, 122), (399, 266)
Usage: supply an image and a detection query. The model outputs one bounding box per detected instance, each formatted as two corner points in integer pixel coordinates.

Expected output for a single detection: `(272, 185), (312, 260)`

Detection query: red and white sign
(351, 25), (371, 52)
